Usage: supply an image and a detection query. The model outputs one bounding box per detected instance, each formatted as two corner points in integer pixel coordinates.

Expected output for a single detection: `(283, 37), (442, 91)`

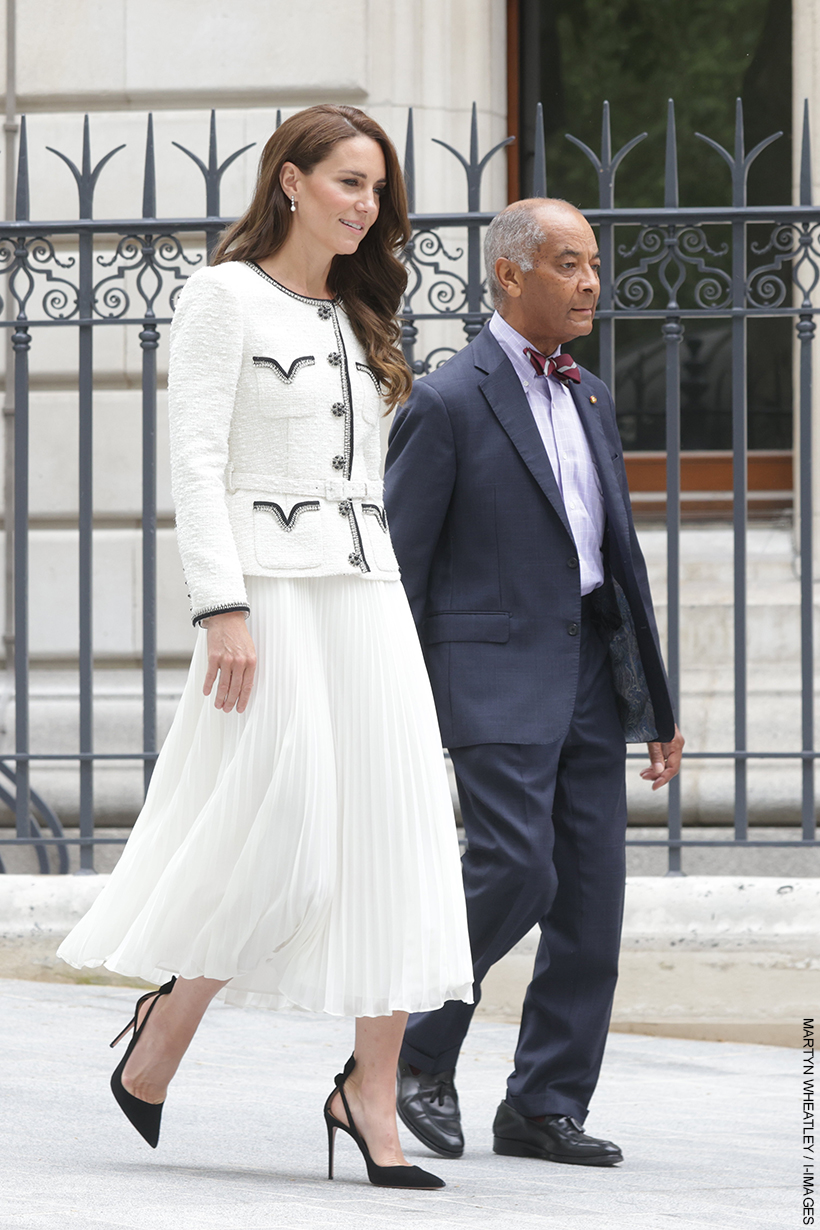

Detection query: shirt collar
(488, 311), (561, 390)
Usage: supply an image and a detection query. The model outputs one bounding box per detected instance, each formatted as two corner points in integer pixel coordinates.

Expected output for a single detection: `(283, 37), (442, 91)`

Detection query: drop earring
(290, 196), (296, 213)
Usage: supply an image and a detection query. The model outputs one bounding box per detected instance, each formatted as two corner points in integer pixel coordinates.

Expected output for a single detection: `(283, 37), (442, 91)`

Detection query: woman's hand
(202, 611), (257, 713)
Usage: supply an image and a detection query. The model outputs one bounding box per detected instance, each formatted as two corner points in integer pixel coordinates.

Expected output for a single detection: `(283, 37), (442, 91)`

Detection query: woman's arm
(168, 269), (250, 625)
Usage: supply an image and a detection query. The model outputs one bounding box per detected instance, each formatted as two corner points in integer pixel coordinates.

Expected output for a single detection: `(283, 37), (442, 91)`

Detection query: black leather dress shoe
(492, 1101), (623, 1166)
(396, 1059), (464, 1158)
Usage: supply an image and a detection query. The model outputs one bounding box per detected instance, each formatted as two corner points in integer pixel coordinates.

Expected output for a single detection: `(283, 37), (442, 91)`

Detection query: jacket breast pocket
(253, 500), (323, 570)
(354, 362), (383, 425)
(422, 611), (511, 644)
(253, 354), (316, 416)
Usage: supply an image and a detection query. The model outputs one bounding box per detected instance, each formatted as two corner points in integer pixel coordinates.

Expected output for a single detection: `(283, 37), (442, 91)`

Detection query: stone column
(365, 0), (508, 214)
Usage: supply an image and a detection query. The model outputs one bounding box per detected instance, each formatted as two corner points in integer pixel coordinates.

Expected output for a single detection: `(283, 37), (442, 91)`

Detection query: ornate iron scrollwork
(747, 222), (820, 309)
(614, 226), (731, 313)
(94, 233), (202, 320)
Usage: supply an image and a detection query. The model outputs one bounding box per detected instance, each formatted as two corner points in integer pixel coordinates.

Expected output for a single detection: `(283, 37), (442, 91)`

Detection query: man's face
(516, 209), (601, 351)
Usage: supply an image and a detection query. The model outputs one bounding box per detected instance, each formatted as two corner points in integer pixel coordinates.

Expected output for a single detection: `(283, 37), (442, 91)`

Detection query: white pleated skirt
(58, 575), (474, 1017)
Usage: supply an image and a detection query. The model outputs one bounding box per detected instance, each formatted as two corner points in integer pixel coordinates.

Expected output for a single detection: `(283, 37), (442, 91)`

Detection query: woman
(58, 105), (473, 1190)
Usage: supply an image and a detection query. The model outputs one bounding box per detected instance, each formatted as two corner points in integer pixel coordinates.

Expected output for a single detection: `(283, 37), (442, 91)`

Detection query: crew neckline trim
(244, 260), (338, 306)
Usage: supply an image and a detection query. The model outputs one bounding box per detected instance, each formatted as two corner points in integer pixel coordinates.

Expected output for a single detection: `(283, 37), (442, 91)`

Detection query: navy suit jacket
(384, 324), (675, 748)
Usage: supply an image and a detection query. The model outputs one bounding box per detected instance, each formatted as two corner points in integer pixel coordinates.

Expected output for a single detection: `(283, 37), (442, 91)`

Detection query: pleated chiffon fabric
(58, 576), (474, 1017)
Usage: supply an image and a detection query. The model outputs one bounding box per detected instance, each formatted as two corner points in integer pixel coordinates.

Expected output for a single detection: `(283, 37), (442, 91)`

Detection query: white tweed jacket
(168, 260), (400, 624)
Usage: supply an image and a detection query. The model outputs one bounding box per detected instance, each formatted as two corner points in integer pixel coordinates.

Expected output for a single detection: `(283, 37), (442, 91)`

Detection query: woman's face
(282, 135), (387, 258)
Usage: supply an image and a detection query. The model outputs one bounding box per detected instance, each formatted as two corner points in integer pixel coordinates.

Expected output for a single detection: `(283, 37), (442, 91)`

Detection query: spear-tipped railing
(0, 101), (814, 873)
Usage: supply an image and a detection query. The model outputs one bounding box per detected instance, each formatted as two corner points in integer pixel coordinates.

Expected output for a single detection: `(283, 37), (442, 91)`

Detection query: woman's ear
(279, 161), (300, 200)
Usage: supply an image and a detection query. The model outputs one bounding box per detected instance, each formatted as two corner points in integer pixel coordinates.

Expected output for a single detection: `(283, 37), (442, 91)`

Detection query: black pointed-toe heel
(324, 1054), (445, 1189)
(109, 977), (176, 1148)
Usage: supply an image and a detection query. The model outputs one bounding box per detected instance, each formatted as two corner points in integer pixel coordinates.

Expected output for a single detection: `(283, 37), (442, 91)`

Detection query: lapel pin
(589, 395), (597, 404)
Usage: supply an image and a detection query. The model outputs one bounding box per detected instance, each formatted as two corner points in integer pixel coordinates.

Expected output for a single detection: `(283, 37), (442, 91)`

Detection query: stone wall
(0, 0), (509, 664)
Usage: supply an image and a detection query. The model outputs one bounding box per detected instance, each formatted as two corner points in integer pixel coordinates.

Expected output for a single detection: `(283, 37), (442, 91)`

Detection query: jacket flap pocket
(423, 611), (510, 644)
(252, 355), (315, 383)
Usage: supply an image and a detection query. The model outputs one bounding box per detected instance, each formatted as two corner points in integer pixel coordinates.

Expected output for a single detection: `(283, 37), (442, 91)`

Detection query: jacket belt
(227, 471), (384, 501)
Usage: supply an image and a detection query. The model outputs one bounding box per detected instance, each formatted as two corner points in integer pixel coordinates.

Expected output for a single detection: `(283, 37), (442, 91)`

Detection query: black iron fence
(0, 99), (816, 874)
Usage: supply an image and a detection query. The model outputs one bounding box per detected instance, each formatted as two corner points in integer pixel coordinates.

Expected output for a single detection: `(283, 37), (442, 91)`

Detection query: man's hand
(202, 610), (257, 714)
(640, 724), (685, 791)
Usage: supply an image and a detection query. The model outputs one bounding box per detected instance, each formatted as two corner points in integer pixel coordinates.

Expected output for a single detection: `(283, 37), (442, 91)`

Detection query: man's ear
(495, 257), (524, 299)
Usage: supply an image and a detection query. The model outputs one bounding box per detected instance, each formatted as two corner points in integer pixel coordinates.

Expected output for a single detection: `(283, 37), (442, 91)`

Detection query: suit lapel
(479, 359), (572, 539)
(473, 325), (629, 547)
(569, 377), (631, 546)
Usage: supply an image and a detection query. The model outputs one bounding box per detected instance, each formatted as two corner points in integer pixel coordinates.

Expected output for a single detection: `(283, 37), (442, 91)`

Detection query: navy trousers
(401, 611), (628, 1122)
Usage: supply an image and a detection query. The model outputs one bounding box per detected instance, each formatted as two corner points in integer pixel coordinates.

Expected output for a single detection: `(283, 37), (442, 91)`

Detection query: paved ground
(0, 979), (794, 1230)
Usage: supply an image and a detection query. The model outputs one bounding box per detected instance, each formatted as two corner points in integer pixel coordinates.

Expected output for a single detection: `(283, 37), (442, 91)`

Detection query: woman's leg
(121, 975), (228, 1104)
(330, 1011), (410, 1167)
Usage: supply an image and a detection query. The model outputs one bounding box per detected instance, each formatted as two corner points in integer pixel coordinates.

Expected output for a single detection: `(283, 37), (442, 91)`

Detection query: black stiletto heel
(109, 977), (176, 1148)
(326, 1117), (337, 1180)
(323, 1054), (445, 1189)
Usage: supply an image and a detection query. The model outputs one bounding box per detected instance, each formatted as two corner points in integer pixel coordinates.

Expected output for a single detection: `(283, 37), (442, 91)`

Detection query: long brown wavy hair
(213, 105), (412, 410)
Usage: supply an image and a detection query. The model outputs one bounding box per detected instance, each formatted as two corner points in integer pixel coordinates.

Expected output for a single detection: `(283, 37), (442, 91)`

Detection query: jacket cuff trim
(192, 603), (250, 627)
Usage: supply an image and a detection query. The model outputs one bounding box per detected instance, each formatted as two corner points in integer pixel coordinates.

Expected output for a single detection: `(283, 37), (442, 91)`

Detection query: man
(384, 199), (684, 1167)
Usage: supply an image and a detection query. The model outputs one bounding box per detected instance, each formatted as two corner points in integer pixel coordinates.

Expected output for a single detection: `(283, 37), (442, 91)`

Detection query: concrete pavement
(0, 978), (794, 1230)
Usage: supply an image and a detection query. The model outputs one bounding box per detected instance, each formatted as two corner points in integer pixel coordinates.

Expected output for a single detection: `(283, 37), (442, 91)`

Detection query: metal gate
(0, 98), (816, 873)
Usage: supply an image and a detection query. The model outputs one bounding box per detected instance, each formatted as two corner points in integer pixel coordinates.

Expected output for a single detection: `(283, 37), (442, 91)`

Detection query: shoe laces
(427, 1076), (453, 1107)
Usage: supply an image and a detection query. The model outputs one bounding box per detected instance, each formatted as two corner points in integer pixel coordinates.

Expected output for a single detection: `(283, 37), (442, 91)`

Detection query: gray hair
(484, 203), (548, 308)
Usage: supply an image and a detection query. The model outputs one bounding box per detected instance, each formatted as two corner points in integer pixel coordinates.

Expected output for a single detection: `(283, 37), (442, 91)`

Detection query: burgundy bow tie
(524, 347), (581, 385)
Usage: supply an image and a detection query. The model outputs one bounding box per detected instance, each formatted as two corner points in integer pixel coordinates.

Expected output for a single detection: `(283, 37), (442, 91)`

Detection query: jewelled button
(332, 455), (345, 471)
(317, 304), (332, 320)
(348, 552), (363, 567)
(338, 499), (352, 516)
(327, 352), (341, 367)
(331, 402), (346, 417)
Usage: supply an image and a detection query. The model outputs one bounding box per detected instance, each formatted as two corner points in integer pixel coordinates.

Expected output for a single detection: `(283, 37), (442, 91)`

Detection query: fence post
(140, 115), (159, 796)
(797, 100), (816, 840)
(11, 314), (28, 853)
(401, 108), (419, 371)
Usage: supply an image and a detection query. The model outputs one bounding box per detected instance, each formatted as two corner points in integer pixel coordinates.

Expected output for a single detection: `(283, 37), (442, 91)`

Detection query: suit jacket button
(567, 557), (578, 569)
(568, 622), (579, 636)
